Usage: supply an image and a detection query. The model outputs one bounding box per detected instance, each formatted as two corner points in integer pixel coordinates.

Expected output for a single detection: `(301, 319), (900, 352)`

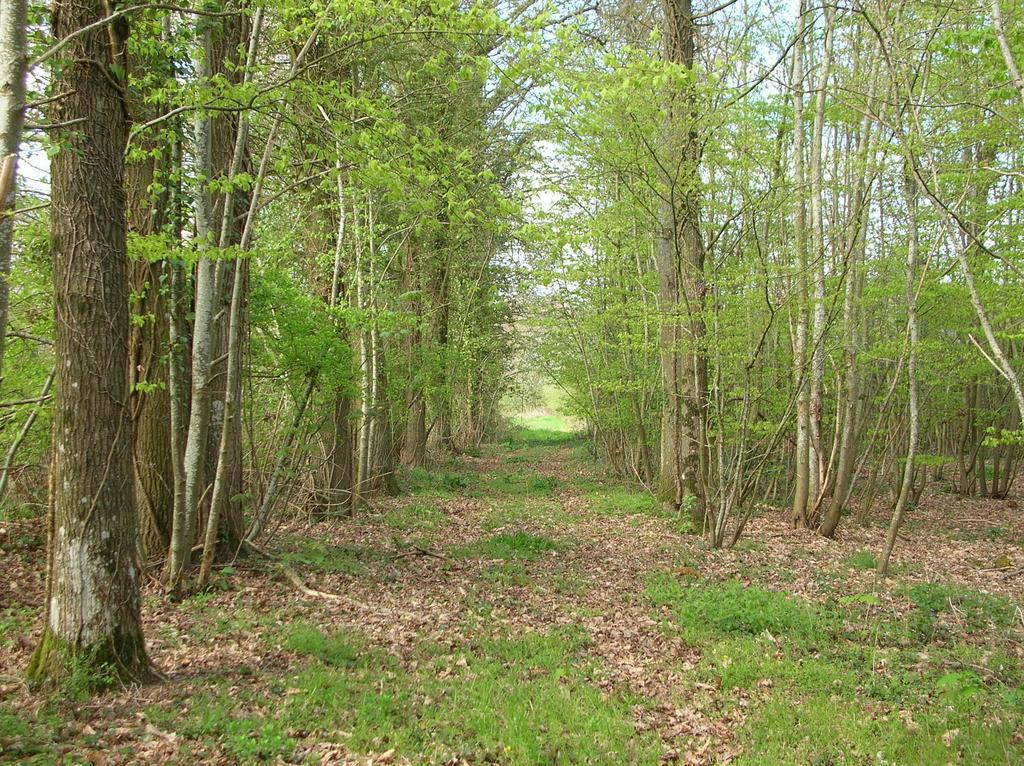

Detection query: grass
(584, 485), (665, 518)
(455, 531), (561, 561)
(6, 400), (1023, 764)
(0, 706), (64, 763)
(646, 574), (830, 643)
(903, 581), (1018, 640)
(383, 501), (446, 534)
(281, 541), (380, 576)
(846, 549), (877, 570)
(645, 571), (1024, 764)
(476, 469), (558, 498)
(482, 497), (572, 532)
(403, 467), (472, 497)
(0, 605), (35, 649)
(145, 625), (663, 764)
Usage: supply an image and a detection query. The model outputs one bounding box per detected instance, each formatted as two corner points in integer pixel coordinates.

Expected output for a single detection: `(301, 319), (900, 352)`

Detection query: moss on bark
(26, 625), (156, 689)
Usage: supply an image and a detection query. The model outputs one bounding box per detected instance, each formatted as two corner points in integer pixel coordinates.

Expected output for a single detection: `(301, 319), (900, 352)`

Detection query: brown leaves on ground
(1, 441), (1021, 764)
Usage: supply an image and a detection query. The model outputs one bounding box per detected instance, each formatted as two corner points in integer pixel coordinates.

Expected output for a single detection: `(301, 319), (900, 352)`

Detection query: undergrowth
(645, 573), (1024, 764)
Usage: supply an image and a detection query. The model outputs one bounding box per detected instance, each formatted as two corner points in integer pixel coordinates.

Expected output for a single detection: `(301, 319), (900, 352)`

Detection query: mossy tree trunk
(28, 0), (152, 685)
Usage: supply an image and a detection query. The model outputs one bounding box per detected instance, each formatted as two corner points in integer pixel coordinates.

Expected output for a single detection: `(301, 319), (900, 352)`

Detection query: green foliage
(646, 574), (830, 643)
(456, 531), (560, 561)
(0, 705), (62, 762)
(281, 542), (378, 576)
(149, 626), (661, 764)
(147, 689), (295, 762)
(481, 470), (557, 498)
(403, 468), (472, 496)
(846, 549), (877, 570)
(286, 622), (362, 667)
(482, 561), (533, 587)
(383, 502), (446, 533)
(646, 575), (1024, 764)
(904, 582), (1017, 639)
(585, 486), (664, 518)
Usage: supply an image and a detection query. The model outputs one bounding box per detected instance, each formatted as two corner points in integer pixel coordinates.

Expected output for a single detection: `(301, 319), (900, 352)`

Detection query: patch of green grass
(281, 541), (377, 576)
(0, 605), (35, 649)
(147, 689), (294, 761)
(584, 486), (665, 518)
(736, 673), (1021, 765)
(734, 539), (766, 553)
(547, 572), (587, 596)
(0, 705), (62, 762)
(158, 624), (661, 764)
(291, 627), (660, 763)
(903, 581), (1017, 640)
(383, 502), (445, 534)
(846, 549), (877, 570)
(456, 531), (561, 562)
(286, 622), (362, 666)
(482, 561), (533, 587)
(482, 498), (573, 532)
(478, 470), (557, 498)
(644, 571), (1024, 764)
(502, 419), (581, 450)
(403, 468), (472, 497)
(646, 574), (830, 643)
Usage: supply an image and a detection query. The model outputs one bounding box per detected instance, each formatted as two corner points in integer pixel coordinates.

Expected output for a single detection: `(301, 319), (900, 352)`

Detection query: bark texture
(0, 0), (29, 392)
(656, 0), (707, 528)
(125, 92), (174, 561)
(28, 0), (151, 683)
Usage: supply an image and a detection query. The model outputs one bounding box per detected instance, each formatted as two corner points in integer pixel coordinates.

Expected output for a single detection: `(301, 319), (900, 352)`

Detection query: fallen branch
(389, 544), (447, 562)
(277, 560), (373, 611)
(241, 539), (373, 611)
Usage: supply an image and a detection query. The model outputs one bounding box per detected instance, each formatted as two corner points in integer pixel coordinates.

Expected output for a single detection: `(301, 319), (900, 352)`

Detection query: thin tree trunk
(879, 163), (920, 576)
(807, 3), (836, 519)
(169, 5), (217, 591)
(789, 0), (811, 527)
(202, 6), (259, 553)
(125, 26), (175, 559)
(0, 0), (28, 394)
(819, 39), (880, 537)
(990, 0), (1024, 103)
(401, 239), (427, 467)
(197, 247), (246, 588)
(0, 365), (54, 498)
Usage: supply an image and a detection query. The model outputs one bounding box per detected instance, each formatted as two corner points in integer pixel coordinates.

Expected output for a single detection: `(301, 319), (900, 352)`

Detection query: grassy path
(1, 421), (1023, 763)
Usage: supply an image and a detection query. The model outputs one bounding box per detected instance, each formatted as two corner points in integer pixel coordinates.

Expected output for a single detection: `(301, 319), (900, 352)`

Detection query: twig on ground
(389, 544), (447, 561)
(242, 539), (374, 611)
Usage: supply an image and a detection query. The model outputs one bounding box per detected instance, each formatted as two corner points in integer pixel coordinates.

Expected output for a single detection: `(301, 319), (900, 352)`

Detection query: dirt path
(2, 431), (1022, 764)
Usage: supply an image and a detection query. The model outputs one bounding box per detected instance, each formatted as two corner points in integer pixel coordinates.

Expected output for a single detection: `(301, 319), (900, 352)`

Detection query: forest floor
(1, 417), (1023, 765)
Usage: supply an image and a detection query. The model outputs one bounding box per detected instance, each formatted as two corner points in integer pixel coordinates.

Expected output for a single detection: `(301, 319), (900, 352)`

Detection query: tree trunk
(0, 0), (28, 394)
(169, 9), (217, 591)
(202, 9), (253, 552)
(28, 0), (152, 683)
(818, 40), (879, 537)
(806, 3), (836, 521)
(125, 53), (174, 560)
(656, 0), (707, 530)
(198, 252), (246, 588)
(324, 391), (354, 515)
(789, 0), (811, 528)
(401, 240), (427, 468)
(879, 163), (921, 576)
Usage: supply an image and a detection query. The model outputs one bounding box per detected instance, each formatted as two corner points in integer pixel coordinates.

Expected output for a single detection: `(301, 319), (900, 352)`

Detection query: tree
(27, 0), (152, 684)
(656, 0), (708, 530)
(0, 0), (29, 393)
